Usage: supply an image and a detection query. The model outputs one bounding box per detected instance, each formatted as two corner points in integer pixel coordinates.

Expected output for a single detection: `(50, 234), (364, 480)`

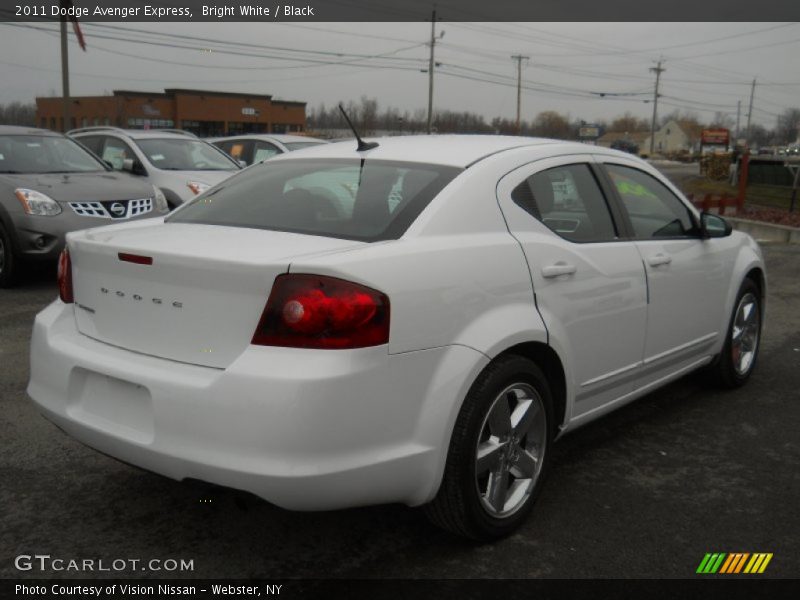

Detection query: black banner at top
(3, 0), (800, 22)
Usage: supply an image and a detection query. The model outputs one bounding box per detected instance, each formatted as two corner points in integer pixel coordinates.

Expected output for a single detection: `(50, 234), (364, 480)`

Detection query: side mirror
(122, 158), (146, 176)
(237, 159), (248, 168)
(700, 212), (733, 238)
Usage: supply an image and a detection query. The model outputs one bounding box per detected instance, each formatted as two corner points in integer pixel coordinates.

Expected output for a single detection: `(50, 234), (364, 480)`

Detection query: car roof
(0, 125), (62, 136)
(207, 134), (326, 144)
(265, 134), (607, 168)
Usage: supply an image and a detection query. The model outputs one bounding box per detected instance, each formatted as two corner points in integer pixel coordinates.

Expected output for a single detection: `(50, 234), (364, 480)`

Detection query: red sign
(702, 128), (730, 145)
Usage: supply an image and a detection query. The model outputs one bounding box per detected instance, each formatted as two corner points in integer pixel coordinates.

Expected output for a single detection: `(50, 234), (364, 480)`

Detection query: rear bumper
(28, 301), (487, 510)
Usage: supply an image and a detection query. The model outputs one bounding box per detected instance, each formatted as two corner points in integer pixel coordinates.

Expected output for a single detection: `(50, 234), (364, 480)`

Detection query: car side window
(253, 141), (281, 163)
(76, 135), (104, 156)
(605, 164), (697, 239)
(217, 140), (250, 164)
(511, 163), (618, 243)
(101, 137), (136, 170)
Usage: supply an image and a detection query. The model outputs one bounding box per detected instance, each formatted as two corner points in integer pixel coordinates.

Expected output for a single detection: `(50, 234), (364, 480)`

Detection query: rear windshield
(135, 138), (238, 171)
(168, 158), (461, 241)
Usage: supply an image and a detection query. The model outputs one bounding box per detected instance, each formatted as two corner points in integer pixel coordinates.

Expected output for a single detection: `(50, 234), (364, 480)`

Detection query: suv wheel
(0, 224), (19, 288)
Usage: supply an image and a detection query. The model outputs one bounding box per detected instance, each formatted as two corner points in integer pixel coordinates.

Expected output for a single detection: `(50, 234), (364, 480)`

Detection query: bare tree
(0, 102), (36, 127)
(609, 111), (649, 133)
(531, 111), (572, 139)
(775, 108), (800, 144)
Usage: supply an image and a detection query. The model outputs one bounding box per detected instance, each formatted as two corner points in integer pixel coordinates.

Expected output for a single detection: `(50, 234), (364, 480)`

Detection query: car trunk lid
(69, 220), (364, 368)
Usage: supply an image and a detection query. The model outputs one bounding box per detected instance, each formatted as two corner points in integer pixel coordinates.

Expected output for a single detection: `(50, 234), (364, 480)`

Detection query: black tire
(709, 278), (762, 389)
(0, 223), (19, 288)
(424, 355), (554, 541)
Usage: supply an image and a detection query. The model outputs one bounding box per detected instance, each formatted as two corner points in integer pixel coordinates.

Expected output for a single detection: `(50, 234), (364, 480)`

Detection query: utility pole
(649, 60), (665, 156)
(426, 10), (436, 135)
(511, 54), (529, 134)
(735, 99), (741, 143)
(746, 78), (756, 145)
(60, 14), (70, 132)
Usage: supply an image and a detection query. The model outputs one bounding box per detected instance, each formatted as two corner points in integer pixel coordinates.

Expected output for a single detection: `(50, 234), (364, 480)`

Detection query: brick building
(35, 88), (306, 136)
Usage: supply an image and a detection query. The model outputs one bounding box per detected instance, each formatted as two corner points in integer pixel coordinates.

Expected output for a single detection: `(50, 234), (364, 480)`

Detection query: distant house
(597, 120), (703, 156)
(649, 119), (702, 155)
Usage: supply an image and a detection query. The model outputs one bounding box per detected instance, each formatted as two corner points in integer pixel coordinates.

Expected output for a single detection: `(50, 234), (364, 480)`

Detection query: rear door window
(169, 159), (460, 241)
(511, 163), (619, 242)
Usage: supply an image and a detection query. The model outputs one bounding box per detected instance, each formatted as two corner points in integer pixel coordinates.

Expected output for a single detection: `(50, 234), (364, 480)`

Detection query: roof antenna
(338, 103), (379, 152)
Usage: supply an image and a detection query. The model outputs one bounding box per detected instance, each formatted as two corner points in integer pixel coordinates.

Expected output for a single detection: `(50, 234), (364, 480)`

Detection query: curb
(726, 216), (800, 244)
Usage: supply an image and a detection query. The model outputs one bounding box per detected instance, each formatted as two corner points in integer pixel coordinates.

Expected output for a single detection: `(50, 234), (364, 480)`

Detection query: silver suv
(0, 126), (167, 287)
(208, 134), (327, 166)
(69, 128), (241, 209)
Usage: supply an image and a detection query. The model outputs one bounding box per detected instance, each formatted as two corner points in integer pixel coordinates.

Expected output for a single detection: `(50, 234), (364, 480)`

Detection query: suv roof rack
(66, 126), (198, 139)
(151, 129), (198, 138)
(66, 126), (127, 135)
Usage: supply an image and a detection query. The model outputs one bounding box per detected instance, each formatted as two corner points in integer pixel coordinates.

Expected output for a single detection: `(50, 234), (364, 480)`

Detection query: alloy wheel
(731, 292), (760, 376)
(475, 383), (547, 518)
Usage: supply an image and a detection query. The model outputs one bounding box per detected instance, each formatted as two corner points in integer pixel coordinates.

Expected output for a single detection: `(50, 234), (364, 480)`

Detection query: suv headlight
(14, 189), (62, 216)
(152, 185), (169, 212)
(187, 180), (210, 195)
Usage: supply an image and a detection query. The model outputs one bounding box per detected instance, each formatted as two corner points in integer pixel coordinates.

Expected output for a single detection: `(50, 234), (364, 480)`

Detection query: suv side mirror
(122, 158), (146, 176)
(700, 212), (733, 238)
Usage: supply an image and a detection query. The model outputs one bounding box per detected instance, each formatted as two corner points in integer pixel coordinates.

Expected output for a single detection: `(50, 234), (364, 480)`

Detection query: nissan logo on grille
(100, 200), (130, 219)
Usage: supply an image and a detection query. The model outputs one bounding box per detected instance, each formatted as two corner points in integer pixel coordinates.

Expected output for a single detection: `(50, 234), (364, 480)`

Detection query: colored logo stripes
(696, 553), (773, 574)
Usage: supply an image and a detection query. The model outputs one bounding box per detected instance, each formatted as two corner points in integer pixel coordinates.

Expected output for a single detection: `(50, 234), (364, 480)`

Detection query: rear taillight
(252, 274), (390, 349)
(57, 248), (73, 303)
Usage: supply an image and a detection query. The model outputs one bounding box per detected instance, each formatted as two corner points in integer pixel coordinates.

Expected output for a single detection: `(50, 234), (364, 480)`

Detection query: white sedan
(28, 136), (764, 540)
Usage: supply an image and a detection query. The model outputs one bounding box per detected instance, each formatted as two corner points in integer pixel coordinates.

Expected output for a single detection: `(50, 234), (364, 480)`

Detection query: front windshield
(0, 135), (105, 174)
(284, 141), (325, 151)
(136, 138), (237, 171)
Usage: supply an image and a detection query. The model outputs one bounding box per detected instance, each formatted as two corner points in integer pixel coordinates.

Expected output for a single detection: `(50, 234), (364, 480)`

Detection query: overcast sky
(0, 21), (798, 128)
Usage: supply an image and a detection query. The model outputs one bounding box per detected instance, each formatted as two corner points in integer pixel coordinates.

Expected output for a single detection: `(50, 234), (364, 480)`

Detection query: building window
(81, 117), (88, 127)
(50, 117), (56, 130)
(40, 117), (47, 128)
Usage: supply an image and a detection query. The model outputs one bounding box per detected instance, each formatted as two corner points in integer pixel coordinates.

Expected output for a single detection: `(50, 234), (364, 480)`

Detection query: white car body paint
(28, 136), (765, 510)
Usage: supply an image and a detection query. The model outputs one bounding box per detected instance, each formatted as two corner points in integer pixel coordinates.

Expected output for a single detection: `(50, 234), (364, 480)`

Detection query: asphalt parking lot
(1, 244), (799, 580)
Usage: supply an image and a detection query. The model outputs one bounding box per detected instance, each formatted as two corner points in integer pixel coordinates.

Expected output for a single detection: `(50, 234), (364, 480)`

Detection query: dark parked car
(0, 126), (168, 287)
(611, 139), (640, 155)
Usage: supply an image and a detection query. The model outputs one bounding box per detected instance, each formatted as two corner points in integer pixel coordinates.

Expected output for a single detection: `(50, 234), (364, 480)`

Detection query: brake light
(57, 248), (73, 303)
(252, 274), (390, 349)
(118, 252), (153, 265)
